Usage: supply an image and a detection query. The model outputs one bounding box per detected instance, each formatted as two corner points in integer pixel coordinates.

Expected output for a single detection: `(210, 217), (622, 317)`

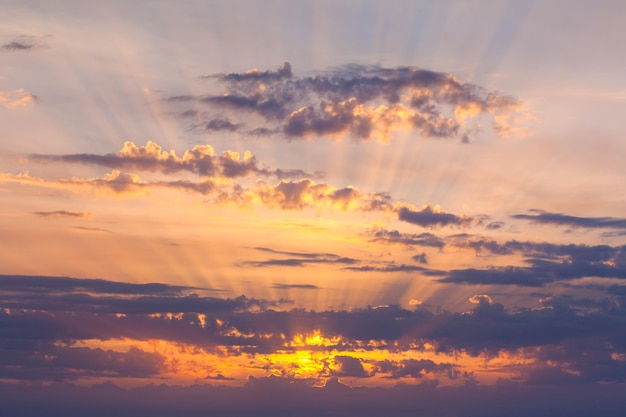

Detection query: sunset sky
(2, 1), (626, 416)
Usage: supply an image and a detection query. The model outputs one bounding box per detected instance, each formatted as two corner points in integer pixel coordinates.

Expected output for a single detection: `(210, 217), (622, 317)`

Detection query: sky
(2, 0), (626, 415)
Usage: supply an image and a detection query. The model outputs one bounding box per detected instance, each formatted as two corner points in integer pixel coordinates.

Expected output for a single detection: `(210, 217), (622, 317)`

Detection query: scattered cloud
(169, 63), (528, 142)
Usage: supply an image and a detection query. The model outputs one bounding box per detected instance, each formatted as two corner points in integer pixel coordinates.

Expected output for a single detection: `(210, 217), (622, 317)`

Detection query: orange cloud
(0, 89), (37, 109)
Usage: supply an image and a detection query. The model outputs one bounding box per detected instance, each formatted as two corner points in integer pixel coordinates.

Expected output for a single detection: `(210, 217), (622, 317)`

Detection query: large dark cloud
(3, 292), (626, 416)
(170, 63), (526, 142)
(4, 274), (626, 353)
(2, 272), (626, 415)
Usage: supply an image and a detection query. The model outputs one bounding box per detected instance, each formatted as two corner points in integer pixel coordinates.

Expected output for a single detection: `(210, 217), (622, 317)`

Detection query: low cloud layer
(2, 274), (626, 398)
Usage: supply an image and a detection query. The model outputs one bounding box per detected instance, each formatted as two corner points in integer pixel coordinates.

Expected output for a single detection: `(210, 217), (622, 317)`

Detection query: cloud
(344, 263), (443, 275)
(440, 252), (626, 286)
(3, 274), (626, 397)
(205, 118), (243, 132)
(0, 345), (165, 381)
(218, 61), (293, 83)
(398, 205), (480, 228)
(33, 210), (92, 218)
(2, 35), (50, 51)
(368, 229), (446, 248)
(272, 284), (319, 290)
(27, 141), (314, 180)
(243, 257), (357, 268)
(0, 89), (37, 108)
(0, 274), (271, 314)
(170, 63), (528, 142)
(374, 358), (458, 380)
(512, 210), (626, 229)
(331, 355), (368, 377)
(413, 252), (428, 264)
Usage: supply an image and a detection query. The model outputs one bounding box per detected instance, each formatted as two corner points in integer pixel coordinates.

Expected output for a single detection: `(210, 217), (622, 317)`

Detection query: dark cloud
(0, 345), (165, 381)
(398, 205), (479, 228)
(344, 263), (444, 275)
(412, 252), (428, 264)
(440, 257), (626, 287)
(272, 283), (319, 290)
(243, 257), (357, 268)
(439, 239), (626, 286)
(0, 275), (273, 314)
(243, 246), (358, 268)
(512, 210), (626, 229)
(205, 117), (242, 132)
(170, 63), (526, 142)
(369, 229), (446, 248)
(486, 221), (504, 230)
(332, 355), (368, 377)
(374, 358), (458, 380)
(219, 61), (293, 83)
(3, 273), (626, 399)
(254, 247), (344, 259)
(2, 35), (49, 51)
(1, 378), (626, 417)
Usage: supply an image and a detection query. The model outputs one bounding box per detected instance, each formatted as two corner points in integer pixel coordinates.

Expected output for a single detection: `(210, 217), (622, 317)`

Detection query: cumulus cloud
(171, 63), (528, 142)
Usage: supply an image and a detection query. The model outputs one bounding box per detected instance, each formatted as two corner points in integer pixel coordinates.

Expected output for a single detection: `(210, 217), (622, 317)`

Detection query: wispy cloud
(512, 210), (626, 229)
(33, 210), (92, 218)
(242, 247), (358, 268)
(2, 35), (50, 51)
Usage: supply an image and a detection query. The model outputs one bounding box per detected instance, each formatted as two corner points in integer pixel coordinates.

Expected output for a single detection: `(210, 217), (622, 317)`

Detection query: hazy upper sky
(2, 1), (626, 416)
